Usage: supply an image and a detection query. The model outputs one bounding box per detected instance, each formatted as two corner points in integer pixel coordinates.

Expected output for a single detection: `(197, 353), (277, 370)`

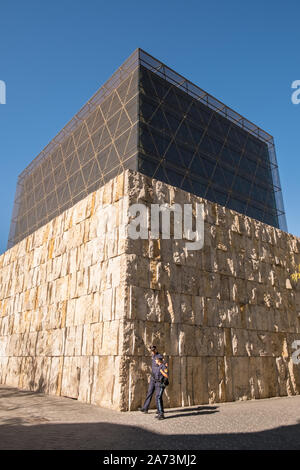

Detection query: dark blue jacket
(153, 363), (169, 382)
(151, 353), (160, 375)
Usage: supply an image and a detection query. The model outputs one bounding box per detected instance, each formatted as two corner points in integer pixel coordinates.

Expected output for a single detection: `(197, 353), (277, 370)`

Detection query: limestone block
(231, 357), (251, 400)
(206, 299), (241, 328)
(0, 357), (8, 382)
(68, 247), (78, 274)
(72, 198), (89, 226)
(19, 356), (35, 390)
(32, 357), (51, 393)
(81, 324), (93, 356)
(23, 331), (38, 356)
(179, 295), (193, 325)
(54, 276), (69, 303)
(0, 336), (8, 356)
(91, 356), (119, 409)
(74, 295), (91, 326)
(74, 326), (83, 356)
(223, 356), (233, 401)
(195, 326), (225, 356)
(178, 324), (197, 355)
(255, 305), (274, 331)
(35, 283), (48, 309)
(0, 315), (8, 336)
(7, 334), (21, 357)
(126, 171), (152, 204)
(250, 331), (283, 357)
(164, 291), (181, 324)
(52, 255), (63, 281)
(125, 356), (150, 411)
(231, 278), (249, 304)
(51, 328), (65, 356)
(106, 256), (122, 289)
(66, 223), (85, 251)
(164, 356), (181, 408)
(287, 357), (300, 394)
(72, 268), (89, 298)
(65, 326), (76, 356)
(206, 356), (220, 403)
(77, 356), (94, 403)
(231, 328), (250, 356)
(88, 262), (103, 294)
(5, 357), (22, 387)
(48, 356), (64, 395)
(126, 254), (151, 289)
(276, 357), (290, 396)
(130, 286), (164, 322)
(46, 303), (61, 330)
(101, 289), (113, 322)
(102, 178), (113, 206)
(65, 299), (76, 327)
(91, 323), (103, 355)
(114, 285), (127, 321)
(101, 320), (120, 356)
(112, 173), (125, 202)
(61, 356), (81, 399)
(106, 230), (122, 262)
(181, 266), (199, 296)
(89, 237), (105, 267)
(35, 330), (51, 356)
(24, 287), (38, 311)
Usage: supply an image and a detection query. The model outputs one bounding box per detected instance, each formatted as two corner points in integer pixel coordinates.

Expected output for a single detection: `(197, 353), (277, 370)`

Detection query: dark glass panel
(138, 156), (157, 176)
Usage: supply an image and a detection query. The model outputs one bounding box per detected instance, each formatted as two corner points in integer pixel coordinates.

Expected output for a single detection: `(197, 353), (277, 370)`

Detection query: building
(8, 49), (287, 249)
(1, 50), (298, 412)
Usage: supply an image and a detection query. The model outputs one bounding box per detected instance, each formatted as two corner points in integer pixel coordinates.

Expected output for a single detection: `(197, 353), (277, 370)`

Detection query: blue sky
(0, 0), (299, 254)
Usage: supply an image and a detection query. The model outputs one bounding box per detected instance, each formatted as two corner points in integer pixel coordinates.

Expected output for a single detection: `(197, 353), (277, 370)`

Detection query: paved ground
(0, 385), (300, 450)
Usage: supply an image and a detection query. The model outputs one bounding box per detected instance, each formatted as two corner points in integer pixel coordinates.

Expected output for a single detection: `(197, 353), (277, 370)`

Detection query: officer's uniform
(154, 363), (169, 417)
(142, 352), (161, 411)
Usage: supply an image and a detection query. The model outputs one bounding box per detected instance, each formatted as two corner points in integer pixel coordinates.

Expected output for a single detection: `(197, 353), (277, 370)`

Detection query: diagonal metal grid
(138, 51), (286, 231)
(8, 51), (140, 248)
(8, 49), (287, 249)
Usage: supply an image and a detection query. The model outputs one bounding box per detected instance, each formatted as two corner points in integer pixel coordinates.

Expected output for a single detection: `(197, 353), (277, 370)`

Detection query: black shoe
(158, 414), (165, 420)
(138, 408), (148, 413)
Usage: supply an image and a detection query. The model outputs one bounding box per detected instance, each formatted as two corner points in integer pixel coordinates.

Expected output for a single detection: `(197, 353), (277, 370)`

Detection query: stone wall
(0, 173), (129, 410)
(1, 170), (300, 411)
(121, 171), (300, 410)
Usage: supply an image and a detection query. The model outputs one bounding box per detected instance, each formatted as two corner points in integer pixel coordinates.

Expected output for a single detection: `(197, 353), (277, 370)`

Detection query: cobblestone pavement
(0, 385), (300, 450)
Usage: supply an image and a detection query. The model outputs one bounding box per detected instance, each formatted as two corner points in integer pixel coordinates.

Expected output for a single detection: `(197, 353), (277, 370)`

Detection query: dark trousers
(155, 382), (165, 415)
(143, 377), (156, 410)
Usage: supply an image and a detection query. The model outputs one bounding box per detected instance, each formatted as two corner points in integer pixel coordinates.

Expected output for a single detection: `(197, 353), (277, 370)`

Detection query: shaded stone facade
(0, 170), (299, 410)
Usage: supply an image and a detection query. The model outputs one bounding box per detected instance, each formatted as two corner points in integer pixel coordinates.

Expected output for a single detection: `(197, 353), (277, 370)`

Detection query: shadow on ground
(162, 406), (219, 419)
(0, 418), (300, 450)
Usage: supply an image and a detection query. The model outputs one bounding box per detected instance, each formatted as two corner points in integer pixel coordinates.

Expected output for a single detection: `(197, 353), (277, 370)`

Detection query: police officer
(154, 354), (169, 420)
(139, 345), (161, 413)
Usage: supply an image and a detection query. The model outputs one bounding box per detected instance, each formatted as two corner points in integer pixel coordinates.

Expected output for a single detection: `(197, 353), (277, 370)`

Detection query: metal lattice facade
(8, 54), (139, 248)
(8, 49), (287, 248)
(138, 66), (280, 228)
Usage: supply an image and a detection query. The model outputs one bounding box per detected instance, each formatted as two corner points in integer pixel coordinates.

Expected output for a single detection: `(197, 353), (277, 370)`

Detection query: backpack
(161, 376), (169, 387)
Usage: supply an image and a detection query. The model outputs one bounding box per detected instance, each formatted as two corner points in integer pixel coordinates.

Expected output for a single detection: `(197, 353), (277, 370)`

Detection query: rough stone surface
(0, 170), (300, 411)
(0, 173), (128, 410)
